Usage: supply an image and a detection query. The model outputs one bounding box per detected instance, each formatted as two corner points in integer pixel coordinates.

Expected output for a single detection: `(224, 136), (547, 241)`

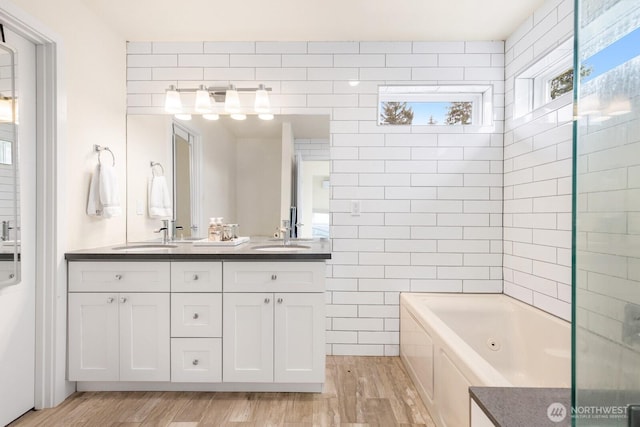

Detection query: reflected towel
(148, 175), (172, 218)
(99, 164), (122, 218)
(86, 165), (102, 216)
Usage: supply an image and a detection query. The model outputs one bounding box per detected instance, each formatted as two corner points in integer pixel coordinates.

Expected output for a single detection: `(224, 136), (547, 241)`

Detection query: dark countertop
(65, 237), (332, 261)
(470, 387), (571, 427)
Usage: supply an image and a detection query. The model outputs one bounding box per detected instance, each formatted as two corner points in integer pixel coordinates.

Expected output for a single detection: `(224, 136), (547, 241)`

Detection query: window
(514, 38), (574, 118)
(0, 140), (12, 165)
(378, 85), (493, 126)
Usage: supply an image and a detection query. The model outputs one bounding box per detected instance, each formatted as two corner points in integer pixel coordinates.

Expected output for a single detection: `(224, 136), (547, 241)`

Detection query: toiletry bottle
(208, 218), (220, 241)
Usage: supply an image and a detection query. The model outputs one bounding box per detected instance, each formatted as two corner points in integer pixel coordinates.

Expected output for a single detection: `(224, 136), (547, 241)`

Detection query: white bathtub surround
(400, 292), (570, 427)
(127, 40), (506, 356)
(503, 0), (574, 320)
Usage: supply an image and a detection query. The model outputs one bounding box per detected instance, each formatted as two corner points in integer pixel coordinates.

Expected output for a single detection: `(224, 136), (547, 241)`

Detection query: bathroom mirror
(0, 42), (20, 286)
(126, 114), (329, 242)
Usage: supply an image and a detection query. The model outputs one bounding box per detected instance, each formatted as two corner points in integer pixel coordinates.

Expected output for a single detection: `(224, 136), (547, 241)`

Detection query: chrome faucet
(154, 219), (169, 244)
(169, 220), (184, 241)
(280, 219), (291, 246)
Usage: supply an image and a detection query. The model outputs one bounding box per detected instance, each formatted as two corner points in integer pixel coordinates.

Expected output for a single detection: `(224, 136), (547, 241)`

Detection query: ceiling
(81, 0), (544, 42)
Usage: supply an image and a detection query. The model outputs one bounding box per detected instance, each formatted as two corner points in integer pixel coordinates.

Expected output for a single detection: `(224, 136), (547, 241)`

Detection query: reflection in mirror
(0, 42), (19, 286)
(126, 114), (329, 243)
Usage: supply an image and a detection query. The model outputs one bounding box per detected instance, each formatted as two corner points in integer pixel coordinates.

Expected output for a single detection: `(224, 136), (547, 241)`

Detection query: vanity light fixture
(164, 83), (273, 120)
(164, 85), (182, 114)
(194, 84), (213, 113)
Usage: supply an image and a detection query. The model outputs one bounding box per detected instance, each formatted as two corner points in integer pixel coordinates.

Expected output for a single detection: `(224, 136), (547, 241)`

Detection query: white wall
(503, 0), (573, 320)
(295, 138), (330, 161)
(236, 137), (281, 236)
(127, 40), (505, 355)
(12, 0), (127, 250)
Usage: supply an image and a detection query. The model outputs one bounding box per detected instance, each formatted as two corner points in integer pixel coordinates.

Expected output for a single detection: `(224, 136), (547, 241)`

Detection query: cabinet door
(119, 293), (170, 381)
(68, 293), (119, 381)
(274, 293), (325, 383)
(223, 293), (273, 382)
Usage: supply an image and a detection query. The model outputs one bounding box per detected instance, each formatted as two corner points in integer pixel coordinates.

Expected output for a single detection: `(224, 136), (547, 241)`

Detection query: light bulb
(164, 85), (182, 114)
(195, 85), (212, 113)
(230, 113), (246, 121)
(348, 80), (360, 87)
(203, 113), (220, 121)
(225, 85), (241, 114)
(254, 84), (270, 113)
(258, 113), (274, 121)
(174, 113), (192, 121)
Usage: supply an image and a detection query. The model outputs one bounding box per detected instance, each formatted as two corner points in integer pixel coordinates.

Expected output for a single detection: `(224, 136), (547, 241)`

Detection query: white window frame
(514, 37), (573, 118)
(377, 85), (493, 126)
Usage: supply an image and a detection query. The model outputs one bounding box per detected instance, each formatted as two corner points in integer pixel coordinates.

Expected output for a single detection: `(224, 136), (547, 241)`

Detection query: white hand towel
(98, 164), (122, 218)
(87, 165), (102, 216)
(148, 175), (172, 219)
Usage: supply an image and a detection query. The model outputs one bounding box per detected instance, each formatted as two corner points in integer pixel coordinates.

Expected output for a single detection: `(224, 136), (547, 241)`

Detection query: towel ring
(150, 161), (165, 177)
(94, 144), (115, 167)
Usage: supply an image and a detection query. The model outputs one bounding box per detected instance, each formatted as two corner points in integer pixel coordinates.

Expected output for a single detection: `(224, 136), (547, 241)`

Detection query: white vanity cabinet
(223, 262), (325, 384)
(67, 262), (171, 382)
(67, 257), (327, 390)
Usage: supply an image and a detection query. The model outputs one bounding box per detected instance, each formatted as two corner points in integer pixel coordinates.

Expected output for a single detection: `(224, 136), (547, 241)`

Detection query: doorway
(0, 28), (37, 426)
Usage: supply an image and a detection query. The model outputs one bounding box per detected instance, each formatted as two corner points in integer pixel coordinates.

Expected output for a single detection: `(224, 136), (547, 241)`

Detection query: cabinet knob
(264, 297), (270, 304)
(193, 313), (199, 320)
(115, 274), (122, 280)
(192, 359), (199, 366)
(271, 274), (277, 280)
(192, 274), (199, 281)
(277, 298), (283, 304)
(8, 273), (14, 279)
(119, 296), (127, 304)
(107, 297), (114, 304)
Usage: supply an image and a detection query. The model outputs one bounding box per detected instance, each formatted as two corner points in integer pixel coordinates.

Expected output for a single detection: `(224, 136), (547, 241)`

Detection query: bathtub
(400, 293), (570, 427)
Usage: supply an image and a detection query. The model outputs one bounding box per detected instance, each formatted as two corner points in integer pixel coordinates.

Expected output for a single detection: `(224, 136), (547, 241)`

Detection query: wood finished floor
(10, 356), (435, 427)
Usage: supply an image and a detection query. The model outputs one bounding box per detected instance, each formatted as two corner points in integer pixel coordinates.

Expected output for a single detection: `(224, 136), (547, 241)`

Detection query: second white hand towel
(87, 164), (102, 216)
(99, 163), (122, 218)
(148, 175), (172, 218)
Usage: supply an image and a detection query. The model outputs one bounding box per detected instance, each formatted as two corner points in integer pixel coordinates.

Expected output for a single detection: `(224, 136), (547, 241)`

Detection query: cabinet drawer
(171, 262), (222, 292)
(223, 262), (325, 292)
(171, 293), (222, 337)
(171, 338), (222, 383)
(69, 261), (170, 292)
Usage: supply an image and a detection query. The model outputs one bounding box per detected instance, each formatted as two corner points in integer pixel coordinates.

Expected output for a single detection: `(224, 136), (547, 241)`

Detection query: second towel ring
(150, 161), (165, 177)
(94, 144), (115, 167)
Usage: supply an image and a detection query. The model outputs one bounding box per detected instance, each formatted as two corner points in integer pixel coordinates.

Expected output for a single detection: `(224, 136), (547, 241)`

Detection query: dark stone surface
(65, 239), (332, 261)
(470, 387), (571, 427)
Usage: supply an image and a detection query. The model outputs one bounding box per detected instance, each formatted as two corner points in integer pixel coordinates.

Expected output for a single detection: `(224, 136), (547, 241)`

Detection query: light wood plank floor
(10, 356), (435, 427)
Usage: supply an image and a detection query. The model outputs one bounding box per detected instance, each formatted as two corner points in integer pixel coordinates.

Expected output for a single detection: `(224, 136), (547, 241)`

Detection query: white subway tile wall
(503, 0), (574, 320)
(127, 40), (505, 355)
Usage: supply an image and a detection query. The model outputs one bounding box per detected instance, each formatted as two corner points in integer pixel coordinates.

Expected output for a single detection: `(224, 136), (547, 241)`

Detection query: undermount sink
(253, 244), (311, 252)
(112, 244), (178, 251)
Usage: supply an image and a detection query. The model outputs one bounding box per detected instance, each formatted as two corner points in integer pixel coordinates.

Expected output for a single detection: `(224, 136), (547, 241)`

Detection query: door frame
(0, 1), (69, 408)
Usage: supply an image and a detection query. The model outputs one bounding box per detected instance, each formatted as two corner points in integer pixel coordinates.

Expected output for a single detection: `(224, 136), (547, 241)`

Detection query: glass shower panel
(573, 0), (640, 425)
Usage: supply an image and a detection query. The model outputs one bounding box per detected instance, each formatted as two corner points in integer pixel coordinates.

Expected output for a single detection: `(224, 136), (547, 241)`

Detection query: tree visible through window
(379, 101), (414, 125)
(549, 65), (593, 100)
(445, 102), (472, 125)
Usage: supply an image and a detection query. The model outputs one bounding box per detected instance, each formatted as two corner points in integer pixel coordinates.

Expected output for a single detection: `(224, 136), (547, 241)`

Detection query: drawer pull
(9, 273), (14, 279)
(119, 296), (127, 304)
(115, 274), (122, 281)
(264, 297), (270, 304)
(192, 274), (199, 281)
(107, 297), (114, 304)
(271, 274), (277, 280)
(277, 298), (283, 304)
(192, 313), (199, 320)
(192, 359), (199, 366)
